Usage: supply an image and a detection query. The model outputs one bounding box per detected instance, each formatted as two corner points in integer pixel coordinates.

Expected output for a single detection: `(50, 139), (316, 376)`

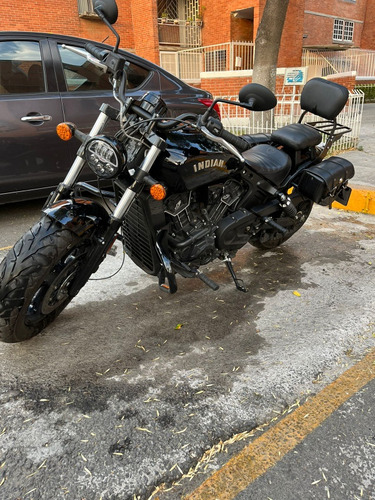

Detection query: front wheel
(0, 216), (98, 343)
(249, 198), (313, 250)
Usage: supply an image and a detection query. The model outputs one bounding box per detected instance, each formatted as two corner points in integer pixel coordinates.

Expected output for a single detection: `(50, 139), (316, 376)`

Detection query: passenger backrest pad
(300, 77), (349, 120)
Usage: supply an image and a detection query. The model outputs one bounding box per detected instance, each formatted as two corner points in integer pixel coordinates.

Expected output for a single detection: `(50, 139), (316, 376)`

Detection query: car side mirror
(93, 0), (118, 25)
(239, 83), (277, 111)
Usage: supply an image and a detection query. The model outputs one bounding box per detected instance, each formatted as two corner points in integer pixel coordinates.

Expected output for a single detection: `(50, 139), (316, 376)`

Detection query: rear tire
(249, 199), (313, 250)
(0, 216), (97, 343)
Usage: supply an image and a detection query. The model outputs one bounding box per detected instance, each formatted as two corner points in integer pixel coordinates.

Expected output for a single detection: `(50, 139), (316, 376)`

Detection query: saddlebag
(298, 156), (354, 206)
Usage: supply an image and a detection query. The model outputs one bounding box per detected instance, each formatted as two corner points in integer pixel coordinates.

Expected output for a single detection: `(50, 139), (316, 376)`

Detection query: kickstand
(225, 258), (248, 292)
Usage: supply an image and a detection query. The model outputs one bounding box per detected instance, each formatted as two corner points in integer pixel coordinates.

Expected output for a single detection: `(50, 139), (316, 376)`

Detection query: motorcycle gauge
(85, 136), (126, 179)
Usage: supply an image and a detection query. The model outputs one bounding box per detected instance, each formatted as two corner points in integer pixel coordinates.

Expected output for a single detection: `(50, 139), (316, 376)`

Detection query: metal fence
(302, 48), (375, 78)
(218, 90), (364, 153)
(160, 41), (254, 81)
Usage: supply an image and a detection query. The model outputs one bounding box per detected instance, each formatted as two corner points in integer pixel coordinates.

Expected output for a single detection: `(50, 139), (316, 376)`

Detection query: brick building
(1, 0), (374, 94)
(2, 0), (374, 63)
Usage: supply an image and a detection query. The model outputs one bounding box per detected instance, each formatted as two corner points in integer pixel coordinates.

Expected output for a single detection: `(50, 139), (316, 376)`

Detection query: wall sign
(284, 67), (308, 86)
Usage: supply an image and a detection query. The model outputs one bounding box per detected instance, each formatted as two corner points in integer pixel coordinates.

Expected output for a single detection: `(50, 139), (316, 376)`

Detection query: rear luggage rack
(305, 120), (351, 138)
(304, 119), (352, 158)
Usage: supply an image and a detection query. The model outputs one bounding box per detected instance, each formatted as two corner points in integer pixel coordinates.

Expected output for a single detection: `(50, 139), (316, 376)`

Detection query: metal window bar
(333, 19), (344, 41)
(343, 21), (354, 42)
(217, 90), (364, 154)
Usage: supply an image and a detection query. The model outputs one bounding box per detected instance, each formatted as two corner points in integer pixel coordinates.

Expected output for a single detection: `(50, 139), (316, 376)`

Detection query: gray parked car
(0, 32), (216, 204)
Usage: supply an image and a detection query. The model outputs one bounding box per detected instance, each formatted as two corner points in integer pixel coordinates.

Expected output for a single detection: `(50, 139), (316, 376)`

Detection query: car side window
(0, 41), (45, 94)
(58, 44), (151, 91)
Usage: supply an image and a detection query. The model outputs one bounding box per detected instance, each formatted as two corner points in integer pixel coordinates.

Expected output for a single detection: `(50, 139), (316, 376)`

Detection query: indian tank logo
(192, 158), (226, 173)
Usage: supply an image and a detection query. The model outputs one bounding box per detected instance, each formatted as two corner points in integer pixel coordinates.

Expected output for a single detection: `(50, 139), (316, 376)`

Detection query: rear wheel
(0, 216), (98, 343)
(249, 198), (313, 250)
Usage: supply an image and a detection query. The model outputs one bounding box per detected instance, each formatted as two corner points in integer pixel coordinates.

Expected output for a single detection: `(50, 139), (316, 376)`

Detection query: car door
(49, 38), (162, 181)
(0, 37), (70, 201)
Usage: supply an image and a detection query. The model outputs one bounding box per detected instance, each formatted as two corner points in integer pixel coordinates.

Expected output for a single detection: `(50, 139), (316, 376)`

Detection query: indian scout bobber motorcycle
(0, 0), (355, 343)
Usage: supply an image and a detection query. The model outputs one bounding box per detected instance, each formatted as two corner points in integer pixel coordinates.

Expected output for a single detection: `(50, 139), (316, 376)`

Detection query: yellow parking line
(0, 246), (12, 251)
(333, 185), (375, 215)
(185, 349), (375, 500)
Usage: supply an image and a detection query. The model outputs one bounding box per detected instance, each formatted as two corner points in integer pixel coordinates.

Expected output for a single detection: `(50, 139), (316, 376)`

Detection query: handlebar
(156, 113), (198, 130)
(84, 42), (109, 62)
(220, 129), (249, 152)
(205, 117), (249, 152)
(70, 41), (249, 152)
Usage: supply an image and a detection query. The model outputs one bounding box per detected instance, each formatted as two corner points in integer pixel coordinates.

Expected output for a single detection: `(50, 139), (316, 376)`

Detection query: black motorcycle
(0, 0), (355, 343)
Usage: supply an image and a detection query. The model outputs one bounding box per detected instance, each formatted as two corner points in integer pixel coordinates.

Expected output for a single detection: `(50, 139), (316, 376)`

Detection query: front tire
(0, 216), (97, 343)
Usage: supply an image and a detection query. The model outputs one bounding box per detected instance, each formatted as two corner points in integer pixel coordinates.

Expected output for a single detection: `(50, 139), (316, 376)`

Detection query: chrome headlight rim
(85, 136), (126, 179)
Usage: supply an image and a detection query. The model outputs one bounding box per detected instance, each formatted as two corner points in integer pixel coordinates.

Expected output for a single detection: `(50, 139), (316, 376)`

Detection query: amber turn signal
(56, 122), (75, 141)
(150, 183), (167, 201)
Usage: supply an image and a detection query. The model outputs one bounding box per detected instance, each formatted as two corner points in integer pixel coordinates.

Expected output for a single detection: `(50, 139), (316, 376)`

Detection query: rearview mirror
(239, 83), (277, 111)
(93, 0), (118, 25)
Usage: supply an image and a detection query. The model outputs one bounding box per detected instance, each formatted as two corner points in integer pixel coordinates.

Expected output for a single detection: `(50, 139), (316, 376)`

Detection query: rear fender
(43, 198), (110, 237)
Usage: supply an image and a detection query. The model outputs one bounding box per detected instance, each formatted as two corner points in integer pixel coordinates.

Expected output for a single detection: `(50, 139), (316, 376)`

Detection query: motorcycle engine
(165, 179), (244, 265)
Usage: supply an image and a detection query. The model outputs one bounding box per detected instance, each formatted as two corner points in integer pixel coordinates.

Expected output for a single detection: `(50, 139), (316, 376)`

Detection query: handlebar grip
(85, 43), (108, 61)
(220, 129), (250, 152)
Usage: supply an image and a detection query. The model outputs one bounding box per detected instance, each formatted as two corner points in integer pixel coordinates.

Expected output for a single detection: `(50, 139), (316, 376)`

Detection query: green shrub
(355, 84), (375, 102)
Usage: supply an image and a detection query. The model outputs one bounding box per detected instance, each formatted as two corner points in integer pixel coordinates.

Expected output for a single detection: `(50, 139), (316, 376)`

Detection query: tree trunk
(252, 0), (290, 93)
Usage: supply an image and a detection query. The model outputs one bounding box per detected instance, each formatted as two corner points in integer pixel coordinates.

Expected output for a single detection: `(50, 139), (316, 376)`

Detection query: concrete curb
(333, 184), (375, 215)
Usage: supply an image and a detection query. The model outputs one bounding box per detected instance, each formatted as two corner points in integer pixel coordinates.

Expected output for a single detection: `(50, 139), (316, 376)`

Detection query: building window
(333, 19), (354, 42)
(77, 0), (97, 18)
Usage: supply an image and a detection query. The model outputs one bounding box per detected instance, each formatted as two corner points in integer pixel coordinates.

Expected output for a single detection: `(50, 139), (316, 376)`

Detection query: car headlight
(85, 136), (126, 179)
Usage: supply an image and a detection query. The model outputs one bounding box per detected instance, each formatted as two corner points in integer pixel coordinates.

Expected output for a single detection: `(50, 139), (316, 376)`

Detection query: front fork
(48, 104), (165, 294)
(46, 104), (113, 207)
(68, 141), (162, 297)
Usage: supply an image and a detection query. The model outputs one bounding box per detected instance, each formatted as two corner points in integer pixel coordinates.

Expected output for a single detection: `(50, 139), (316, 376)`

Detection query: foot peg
(262, 216), (288, 235)
(195, 270), (219, 291)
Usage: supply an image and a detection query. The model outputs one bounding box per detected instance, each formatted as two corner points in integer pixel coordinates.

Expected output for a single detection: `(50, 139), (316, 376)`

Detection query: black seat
(271, 123), (322, 151)
(270, 78), (349, 153)
(242, 144), (291, 185)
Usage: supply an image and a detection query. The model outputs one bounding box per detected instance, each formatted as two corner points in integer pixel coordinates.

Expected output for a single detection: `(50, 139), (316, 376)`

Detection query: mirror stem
(95, 7), (121, 52)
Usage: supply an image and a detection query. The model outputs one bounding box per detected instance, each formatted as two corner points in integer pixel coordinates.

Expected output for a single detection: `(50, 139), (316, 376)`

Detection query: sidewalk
(336, 103), (375, 214)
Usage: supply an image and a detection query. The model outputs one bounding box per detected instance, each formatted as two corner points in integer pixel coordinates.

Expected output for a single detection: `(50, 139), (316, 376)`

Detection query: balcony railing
(158, 18), (202, 48)
(302, 48), (375, 78)
(160, 41), (254, 82)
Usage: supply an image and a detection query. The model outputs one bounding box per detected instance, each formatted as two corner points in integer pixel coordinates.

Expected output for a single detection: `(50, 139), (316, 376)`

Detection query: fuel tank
(157, 130), (240, 191)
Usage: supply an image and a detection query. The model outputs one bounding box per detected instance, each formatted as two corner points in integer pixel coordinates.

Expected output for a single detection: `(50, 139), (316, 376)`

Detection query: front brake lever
(61, 44), (108, 72)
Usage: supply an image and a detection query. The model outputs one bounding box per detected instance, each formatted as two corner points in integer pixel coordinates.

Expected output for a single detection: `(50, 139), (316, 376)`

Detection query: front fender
(43, 198), (110, 237)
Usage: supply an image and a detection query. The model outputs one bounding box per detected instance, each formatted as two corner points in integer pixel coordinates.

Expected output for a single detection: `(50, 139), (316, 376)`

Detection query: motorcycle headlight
(85, 136), (126, 179)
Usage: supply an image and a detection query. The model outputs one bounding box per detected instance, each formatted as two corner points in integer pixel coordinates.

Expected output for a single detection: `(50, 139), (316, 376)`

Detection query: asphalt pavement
(0, 105), (374, 500)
